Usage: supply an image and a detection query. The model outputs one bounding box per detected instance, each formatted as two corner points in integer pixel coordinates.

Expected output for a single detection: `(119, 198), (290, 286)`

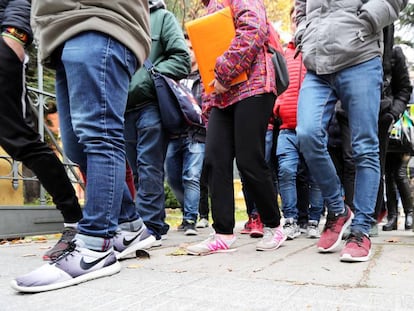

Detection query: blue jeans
(296, 57), (382, 234)
(277, 129), (323, 222)
(124, 104), (167, 238)
(165, 135), (205, 222)
(55, 32), (138, 239)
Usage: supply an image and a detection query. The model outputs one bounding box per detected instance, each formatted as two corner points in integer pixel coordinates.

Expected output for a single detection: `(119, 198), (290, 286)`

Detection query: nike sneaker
(10, 239), (120, 293)
(113, 226), (155, 259)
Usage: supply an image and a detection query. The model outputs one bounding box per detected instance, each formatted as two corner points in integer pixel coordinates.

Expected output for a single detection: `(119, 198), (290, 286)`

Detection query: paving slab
(1, 219), (414, 311)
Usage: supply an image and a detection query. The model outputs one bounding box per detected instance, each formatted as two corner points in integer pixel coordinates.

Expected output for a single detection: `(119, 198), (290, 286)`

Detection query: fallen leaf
(127, 264), (142, 269)
(385, 238), (400, 243)
(167, 248), (188, 256)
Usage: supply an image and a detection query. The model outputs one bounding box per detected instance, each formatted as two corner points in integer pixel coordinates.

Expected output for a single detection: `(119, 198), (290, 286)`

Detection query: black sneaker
(183, 220), (198, 236)
(43, 227), (77, 261)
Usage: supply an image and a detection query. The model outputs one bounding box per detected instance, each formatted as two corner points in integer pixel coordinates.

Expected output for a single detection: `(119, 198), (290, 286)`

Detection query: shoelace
(347, 234), (363, 246)
(60, 228), (76, 242)
(53, 241), (78, 263)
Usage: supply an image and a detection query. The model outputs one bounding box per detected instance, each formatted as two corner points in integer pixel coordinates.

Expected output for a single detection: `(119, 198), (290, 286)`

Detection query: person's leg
(297, 72), (351, 253)
(165, 138), (185, 209)
(58, 32), (137, 243)
(204, 107), (235, 234)
(277, 130), (300, 239)
(196, 160), (210, 226)
(125, 104), (167, 240)
(12, 31), (139, 292)
(233, 94), (285, 251)
(186, 107), (237, 255)
(180, 137), (205, 234)
(0, 38), (82, 226)
(383, 152), (399, 231)
(340, 57), (382, 236)
(338, 57), (382, 262)
(296, 159), (310, 231)
(394, 153), (413, 229)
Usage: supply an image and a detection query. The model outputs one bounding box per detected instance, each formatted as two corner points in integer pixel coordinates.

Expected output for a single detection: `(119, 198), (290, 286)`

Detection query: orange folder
(185, 7), (248, 94)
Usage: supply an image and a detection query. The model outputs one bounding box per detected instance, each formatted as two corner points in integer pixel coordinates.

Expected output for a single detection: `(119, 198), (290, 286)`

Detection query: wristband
(2, 27), (28, 45)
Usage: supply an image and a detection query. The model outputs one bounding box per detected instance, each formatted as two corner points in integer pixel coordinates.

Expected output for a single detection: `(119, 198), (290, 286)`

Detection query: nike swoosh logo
(80, 252), (112, 270)
(122, 233), (140, 246)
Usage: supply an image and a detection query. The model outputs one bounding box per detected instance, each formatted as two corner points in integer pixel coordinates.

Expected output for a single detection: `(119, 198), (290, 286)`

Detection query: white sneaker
(306, 220), (321, 239)
(113, 227), (155, 259)
(11, 239), (120, 293)
(256, 226), (287, 251)
(186, 234), (237, 255)
(283, 218), (301, 240)
(196, 218), (209, 228)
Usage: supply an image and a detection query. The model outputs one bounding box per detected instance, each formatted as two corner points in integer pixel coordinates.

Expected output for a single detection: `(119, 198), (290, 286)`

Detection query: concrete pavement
(1, 218), (414, 311)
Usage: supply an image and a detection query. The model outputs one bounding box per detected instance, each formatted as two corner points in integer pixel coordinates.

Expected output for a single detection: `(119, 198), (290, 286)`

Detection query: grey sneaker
(11, 239), (120, 293)
(196, 218), (209, 228)
(43, 227), (77, 261)
(113, 227), (155, 259)
(283, 218), (301, 240)
(256, 226), (286, 251)
(306, 220), (321, 239)
(183, 220), (198, 236)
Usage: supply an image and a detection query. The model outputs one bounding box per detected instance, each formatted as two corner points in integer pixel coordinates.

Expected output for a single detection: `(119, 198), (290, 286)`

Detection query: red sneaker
(317, 205), (353, 252)
(240, 216), (253, 234)
(249, 215), (264, 238)
(340, 231), (371, 262)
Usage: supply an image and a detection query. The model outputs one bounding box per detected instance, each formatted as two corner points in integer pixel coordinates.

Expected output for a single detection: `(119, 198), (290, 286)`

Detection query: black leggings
(204, 94), (281, 234)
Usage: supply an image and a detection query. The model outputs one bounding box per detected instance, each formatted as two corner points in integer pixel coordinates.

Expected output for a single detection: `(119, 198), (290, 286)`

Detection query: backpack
(144, 60), (205, 134)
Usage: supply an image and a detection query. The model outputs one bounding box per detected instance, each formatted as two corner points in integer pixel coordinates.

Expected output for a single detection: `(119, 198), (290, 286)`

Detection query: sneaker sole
(249, 230), (264, 238)
(186, 248), (237, 256)
(339, 250), (371, 262)
(185, 229), (198, 236)
(286, 232), (301, 240)
(116, 235), (156, 260)
(256, 235), (287, 251)
(318, 212), (354, 253)
(10, 261), (121, 293)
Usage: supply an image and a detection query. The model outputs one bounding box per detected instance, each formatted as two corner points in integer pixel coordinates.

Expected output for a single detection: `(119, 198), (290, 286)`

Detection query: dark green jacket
(127, 2), (191, 111)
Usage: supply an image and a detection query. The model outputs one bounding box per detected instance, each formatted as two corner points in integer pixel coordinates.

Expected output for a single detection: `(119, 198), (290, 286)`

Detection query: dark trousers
(385, 152), (414, 217)
(204, 94), (281, 234)
(0, 38), (82, 223)
(373, 114), (394, 221)
(198, 160), (210, 219)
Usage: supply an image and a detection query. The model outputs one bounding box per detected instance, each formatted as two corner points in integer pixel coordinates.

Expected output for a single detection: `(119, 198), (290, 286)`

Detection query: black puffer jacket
(381, 24), (412, 120)
(0, 0), (33, 45)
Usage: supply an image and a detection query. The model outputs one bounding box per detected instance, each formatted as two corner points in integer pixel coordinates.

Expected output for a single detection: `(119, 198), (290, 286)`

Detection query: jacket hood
(149, 0), (166, 11)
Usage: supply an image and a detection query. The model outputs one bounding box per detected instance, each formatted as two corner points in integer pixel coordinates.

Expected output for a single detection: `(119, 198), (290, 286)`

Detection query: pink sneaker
(240, 216), (253, 234)
(317, 205), (354, 252)
(340, 231), (371, 262)
(249, 215), (264, 238)
(186, 234), (237, 255)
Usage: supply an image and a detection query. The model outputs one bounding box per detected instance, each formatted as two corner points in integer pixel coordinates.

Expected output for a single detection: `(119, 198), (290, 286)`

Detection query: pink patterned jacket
(202, 0), (276, 112)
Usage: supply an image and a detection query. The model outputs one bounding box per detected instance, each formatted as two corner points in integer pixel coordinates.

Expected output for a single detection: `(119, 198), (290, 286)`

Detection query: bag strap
(143, 59), (156, 76)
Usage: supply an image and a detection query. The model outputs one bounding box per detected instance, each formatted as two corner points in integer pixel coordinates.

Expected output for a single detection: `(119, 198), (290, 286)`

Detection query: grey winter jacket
(295, 0), (408, 75)
(31, 0), (151, 69)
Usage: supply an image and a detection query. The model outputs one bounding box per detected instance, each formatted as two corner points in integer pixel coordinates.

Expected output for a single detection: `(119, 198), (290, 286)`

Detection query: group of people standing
(1, 0), (410, 294)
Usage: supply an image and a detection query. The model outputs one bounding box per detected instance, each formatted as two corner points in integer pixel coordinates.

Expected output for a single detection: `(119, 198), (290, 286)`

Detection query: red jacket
(273, 41), (306, 130)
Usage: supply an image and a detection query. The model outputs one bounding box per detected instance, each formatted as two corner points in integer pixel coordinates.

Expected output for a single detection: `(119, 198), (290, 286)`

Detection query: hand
(209, 79), (229, 95)
(294, 28), (304, 49)
(2, 35), (25, 62)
